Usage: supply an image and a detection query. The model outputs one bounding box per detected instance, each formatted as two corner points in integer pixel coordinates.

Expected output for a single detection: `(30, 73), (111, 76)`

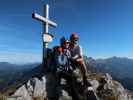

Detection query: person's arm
(77, 46), (88, 83)
(72, 54), (79, 60)
(76, 46), (84, 62)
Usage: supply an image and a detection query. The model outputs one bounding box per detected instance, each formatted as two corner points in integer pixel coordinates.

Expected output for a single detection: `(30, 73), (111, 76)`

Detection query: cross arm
(32, 12), (57, 27)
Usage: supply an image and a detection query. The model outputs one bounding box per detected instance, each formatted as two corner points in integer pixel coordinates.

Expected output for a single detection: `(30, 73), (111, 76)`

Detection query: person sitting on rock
(47, 38), (72, 100)
(46, 45), (65, 100)
(59, 36), (73, 71)
(60, 36), (71, 59)
(69, 33), (88, 85)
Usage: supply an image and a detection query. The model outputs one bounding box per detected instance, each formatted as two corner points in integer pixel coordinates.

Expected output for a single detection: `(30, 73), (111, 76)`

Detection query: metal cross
(32, 4), (57, 62)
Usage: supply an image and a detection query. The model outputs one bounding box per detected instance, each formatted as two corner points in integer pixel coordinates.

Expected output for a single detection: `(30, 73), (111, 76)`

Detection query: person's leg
(78, 63), (89, 85)
(46, 73), (59, 100)
(57, 71), (82, 100)
(79, 63), (87, 76)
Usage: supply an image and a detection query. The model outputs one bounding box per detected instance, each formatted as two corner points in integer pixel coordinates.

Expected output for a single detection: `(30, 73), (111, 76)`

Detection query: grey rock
(13, 85), (32, 100)
(10, 73), (133, 100)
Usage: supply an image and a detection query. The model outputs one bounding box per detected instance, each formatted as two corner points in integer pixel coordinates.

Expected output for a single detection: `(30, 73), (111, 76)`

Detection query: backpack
(48, 46), (68, 72)
(56, 53), (68, 66)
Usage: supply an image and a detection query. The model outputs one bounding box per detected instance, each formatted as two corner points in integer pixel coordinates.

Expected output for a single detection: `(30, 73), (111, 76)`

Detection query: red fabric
(57, 46), (63, 53)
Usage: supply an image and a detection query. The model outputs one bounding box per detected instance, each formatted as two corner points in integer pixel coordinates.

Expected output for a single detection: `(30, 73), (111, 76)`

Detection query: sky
(0, 0), (133, 64)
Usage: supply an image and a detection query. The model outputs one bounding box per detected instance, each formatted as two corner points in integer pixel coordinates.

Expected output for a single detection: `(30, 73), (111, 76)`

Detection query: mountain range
(84, 56), (133, 90)
(0, 56), (133, 94)
(0, 62), (40, 93)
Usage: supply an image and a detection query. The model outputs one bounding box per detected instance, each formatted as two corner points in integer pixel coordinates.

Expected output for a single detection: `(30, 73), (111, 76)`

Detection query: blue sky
(0, 0), (133, 64)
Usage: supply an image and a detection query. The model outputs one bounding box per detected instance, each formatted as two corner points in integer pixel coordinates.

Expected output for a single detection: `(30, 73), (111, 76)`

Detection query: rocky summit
(5, 72), (133, 100)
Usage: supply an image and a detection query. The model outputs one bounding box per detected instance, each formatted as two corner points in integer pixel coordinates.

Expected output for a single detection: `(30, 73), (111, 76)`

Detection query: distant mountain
(0, 61), (132, 100)
(0, 62), (18, 71)
(84, 56), (133, 90)
(1, 56), (133, 94)
(0, 62), (40, 71)
(1, 64), (47, 95)
(0, 62), (40, 93)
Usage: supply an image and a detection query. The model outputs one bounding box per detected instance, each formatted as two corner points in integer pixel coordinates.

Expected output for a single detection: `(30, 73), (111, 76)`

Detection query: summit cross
(32, 4), (57, 61)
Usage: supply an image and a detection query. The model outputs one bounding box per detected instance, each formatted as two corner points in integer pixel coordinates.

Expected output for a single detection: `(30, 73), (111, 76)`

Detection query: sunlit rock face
(10, 76), (47, 100)
(13, 85), (32, 100)
(8, 72), (133, 100)
(94, 73), (133, 100)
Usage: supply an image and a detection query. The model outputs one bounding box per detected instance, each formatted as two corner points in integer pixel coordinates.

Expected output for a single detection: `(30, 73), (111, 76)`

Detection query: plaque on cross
(32, 4), (57, 61)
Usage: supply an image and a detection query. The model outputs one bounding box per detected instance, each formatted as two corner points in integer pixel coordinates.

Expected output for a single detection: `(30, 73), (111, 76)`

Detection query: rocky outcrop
(94, 73), (133, 100)
(7, 73), (133, 100)
(10, 77), (47, 100)
(13, 85), (32, 100)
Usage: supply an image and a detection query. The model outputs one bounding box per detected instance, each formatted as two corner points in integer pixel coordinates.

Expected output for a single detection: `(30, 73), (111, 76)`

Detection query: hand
(69, 57), (76, 62)
(72, 55), (79, 59)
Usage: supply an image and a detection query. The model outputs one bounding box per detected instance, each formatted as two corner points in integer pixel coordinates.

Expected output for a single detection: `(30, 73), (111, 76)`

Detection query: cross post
(32, 4), (57, 66)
